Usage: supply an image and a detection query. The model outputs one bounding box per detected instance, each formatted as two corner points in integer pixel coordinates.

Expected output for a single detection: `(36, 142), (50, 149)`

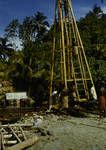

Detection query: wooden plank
(4, 140), (17, 145)
(4, 134), (12, 138)
(0, 124), (33, 128)
(7, 136), (39, 150)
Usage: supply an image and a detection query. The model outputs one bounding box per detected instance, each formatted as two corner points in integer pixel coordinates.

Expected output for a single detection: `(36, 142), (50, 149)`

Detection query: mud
(26, 113), (106, 150)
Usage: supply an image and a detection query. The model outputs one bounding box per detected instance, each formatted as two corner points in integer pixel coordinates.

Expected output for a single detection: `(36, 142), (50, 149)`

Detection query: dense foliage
(78, 5), (106, 84)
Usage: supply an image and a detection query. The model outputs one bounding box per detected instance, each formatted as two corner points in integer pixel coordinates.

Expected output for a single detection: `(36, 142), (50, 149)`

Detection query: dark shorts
(98, 96), (106, 111)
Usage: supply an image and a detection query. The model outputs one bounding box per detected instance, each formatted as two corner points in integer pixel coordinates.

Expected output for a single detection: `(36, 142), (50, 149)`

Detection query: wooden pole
(49, 0), (57, 110)
(0, 124), (33, 128)
(1, 132), (5, 150)
(58, 0), (68, 108)
(18, 126), (27, 140)
(8, 125), (22, 143)
(7, 136), (39, 150)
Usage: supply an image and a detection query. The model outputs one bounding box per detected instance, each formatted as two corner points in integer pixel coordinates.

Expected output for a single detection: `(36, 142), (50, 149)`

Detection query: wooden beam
(0, 124), (33, 128)
(8, 125), (21, 143)
(7, 136), (39, 150)
(18, 126), (27, 140)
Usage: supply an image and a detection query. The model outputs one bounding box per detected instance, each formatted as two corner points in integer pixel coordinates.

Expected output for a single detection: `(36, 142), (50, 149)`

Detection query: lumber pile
(0, 124), (38, 150)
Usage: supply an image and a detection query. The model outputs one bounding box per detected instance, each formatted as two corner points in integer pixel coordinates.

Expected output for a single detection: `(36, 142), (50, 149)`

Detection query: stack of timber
(0, 124), (39, 150)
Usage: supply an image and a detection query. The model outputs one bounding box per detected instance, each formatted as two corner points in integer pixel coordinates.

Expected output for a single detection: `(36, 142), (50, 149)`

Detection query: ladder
(49, 0), (96, 109)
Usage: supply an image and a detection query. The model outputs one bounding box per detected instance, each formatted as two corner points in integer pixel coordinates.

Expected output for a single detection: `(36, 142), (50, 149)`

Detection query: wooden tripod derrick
(49, 0), (96, 109)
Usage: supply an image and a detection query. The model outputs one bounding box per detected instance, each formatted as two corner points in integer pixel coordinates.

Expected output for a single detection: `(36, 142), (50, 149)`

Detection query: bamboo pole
(58, 0), (68, 108)
(49, 0), (57, 110)
(68, 0), (95, 86)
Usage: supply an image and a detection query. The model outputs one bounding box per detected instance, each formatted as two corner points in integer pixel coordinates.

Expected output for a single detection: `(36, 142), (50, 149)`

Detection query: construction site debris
(0, 124), (28, 150)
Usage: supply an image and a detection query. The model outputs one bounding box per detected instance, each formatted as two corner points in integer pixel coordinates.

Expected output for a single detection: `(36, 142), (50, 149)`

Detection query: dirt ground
(25, 112), (106, 150)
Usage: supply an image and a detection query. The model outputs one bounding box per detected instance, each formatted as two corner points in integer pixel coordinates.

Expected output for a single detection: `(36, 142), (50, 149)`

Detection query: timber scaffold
(49, 0), (96, 109)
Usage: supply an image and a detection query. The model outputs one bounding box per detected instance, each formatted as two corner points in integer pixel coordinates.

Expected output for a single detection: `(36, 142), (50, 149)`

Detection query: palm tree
(32, 11), (49, 40)
(0, 37), (14, 60)
(8, 49), (33, 96)
(19, 17), (32, 45)
(5, 19), (19, 39)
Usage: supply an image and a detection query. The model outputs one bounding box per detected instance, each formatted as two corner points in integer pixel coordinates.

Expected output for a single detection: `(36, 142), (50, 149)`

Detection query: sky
(0, 0), (106, 36)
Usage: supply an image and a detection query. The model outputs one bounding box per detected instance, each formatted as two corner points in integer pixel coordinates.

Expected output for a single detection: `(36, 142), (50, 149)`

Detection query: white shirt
(91, 86), (97, 100)
(51, 90), (58, 96)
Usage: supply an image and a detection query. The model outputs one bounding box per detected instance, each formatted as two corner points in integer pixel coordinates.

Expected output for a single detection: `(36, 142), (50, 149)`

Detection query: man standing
(98, 81), (106, 118)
